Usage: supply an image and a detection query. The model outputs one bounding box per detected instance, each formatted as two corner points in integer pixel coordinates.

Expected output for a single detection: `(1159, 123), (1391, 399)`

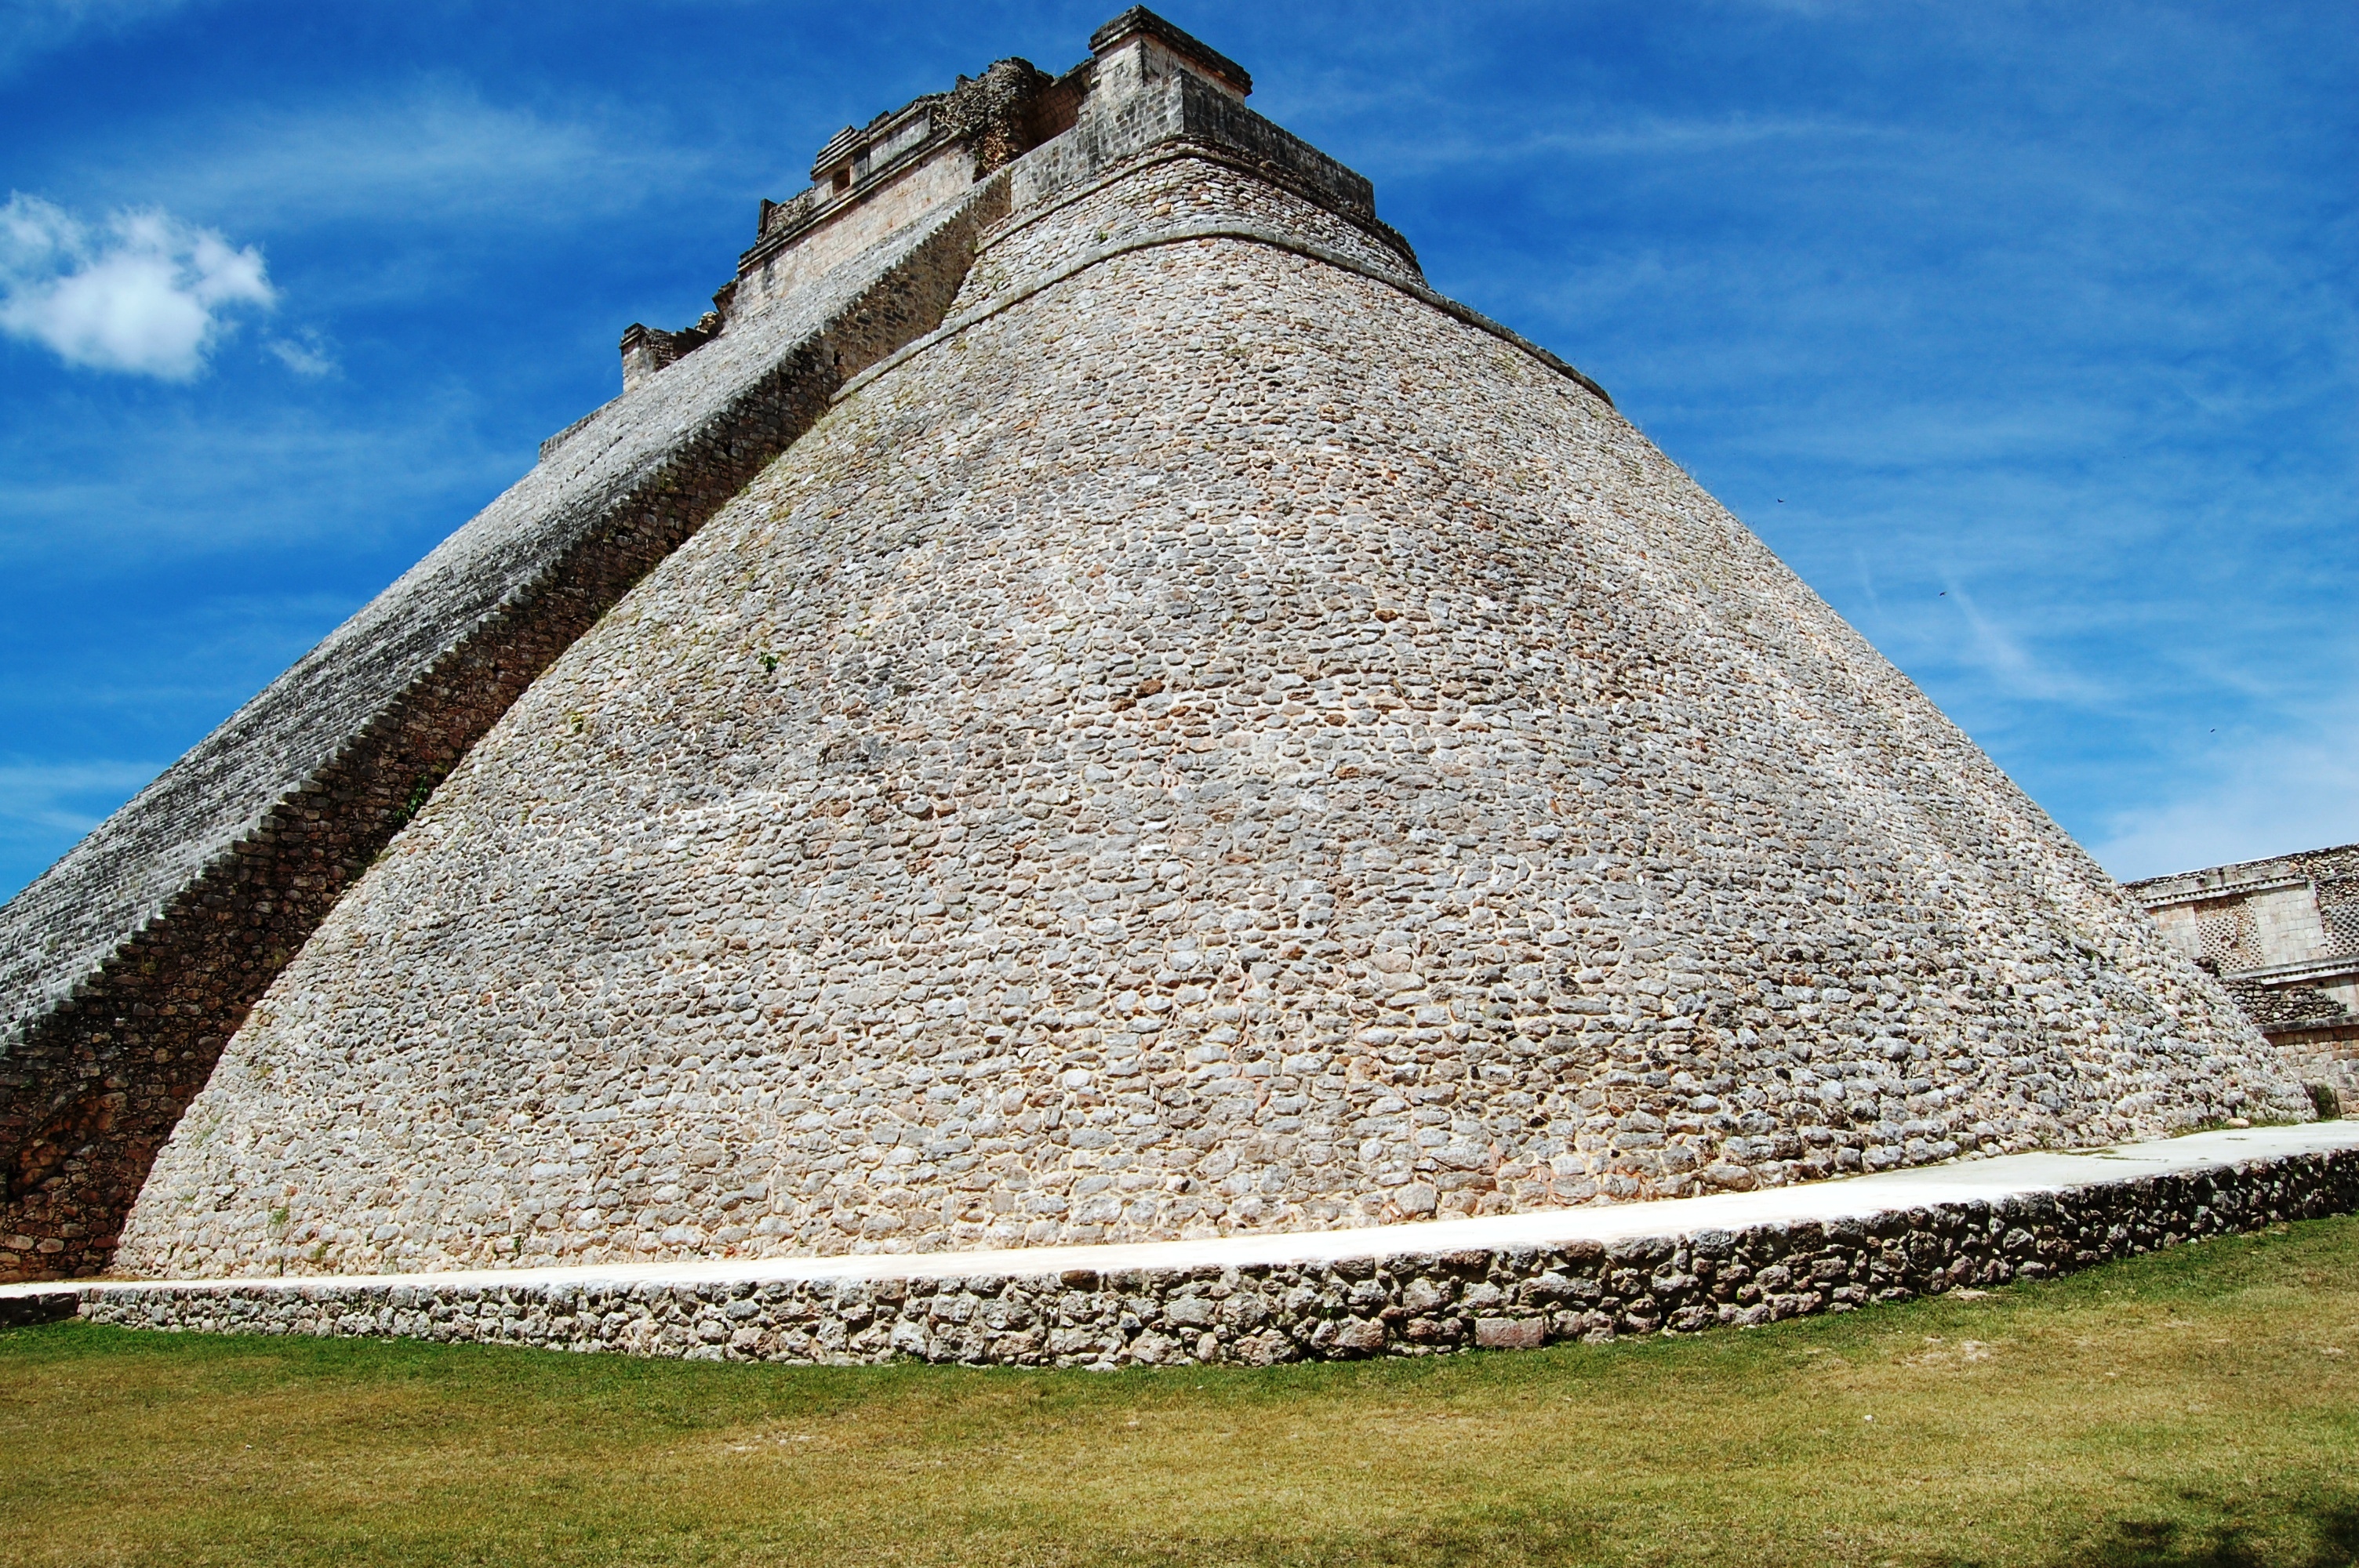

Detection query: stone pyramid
(1, 10), (2308, 1284)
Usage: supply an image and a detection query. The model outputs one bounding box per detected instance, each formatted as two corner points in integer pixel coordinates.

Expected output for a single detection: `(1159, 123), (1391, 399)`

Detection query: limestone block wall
(2132, 843), (2359, 996)
(0, 180), (1008, 1282)
(2146, 883), (2331, 975)
(732, 146), (986, 318)
(117, 131), (2304, 1281)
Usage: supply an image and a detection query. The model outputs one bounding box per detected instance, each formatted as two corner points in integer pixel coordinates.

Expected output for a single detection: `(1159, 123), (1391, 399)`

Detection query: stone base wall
(61, 1145), (2359, 1367)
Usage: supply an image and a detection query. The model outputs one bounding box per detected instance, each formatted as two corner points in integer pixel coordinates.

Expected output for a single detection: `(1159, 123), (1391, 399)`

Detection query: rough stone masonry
(1, 9), (2328, 1294)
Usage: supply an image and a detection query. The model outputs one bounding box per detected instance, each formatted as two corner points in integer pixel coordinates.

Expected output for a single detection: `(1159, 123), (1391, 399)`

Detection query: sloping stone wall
(13, 7), (2312, 1292)
(2, 9), (1456, 1287)
(0, 180), (1009, 1282)
(961, 151), (1420, 320)
(114, 132), (2303, 1281)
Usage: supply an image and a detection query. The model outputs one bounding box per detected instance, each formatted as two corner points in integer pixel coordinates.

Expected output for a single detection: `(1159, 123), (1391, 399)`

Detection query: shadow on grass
(989, 1518), (1612, 1568)
(2070, 1502), (2359, 1568)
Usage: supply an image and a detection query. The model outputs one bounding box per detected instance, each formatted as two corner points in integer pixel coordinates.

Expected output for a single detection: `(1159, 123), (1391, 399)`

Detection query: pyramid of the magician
(0, 9), (2312, 1284)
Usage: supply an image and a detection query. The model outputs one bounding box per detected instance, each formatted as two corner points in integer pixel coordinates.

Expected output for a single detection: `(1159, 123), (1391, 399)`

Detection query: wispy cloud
(2091, 702), (2359, 880)
(125, 82), (711, 232)
(1708, 0), (1899, 16)
(0, 194), (274, 378)
(0, 757), (162, 873)
(0, 588), (366, 725)
(0, 392), (525, 561)
(1934, 583), (2112, 706)
(1379, 112), (1895, 174)
(0, 0), (198, 79)
(265, 328), (337, 377)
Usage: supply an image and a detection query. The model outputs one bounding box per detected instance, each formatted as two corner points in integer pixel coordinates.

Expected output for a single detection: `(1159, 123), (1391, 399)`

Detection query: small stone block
(1475, 1316), (1547, 1350)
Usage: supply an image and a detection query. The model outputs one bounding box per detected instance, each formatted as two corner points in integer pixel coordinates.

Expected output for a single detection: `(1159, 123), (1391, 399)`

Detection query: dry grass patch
(2, 1215), (2355, 1566)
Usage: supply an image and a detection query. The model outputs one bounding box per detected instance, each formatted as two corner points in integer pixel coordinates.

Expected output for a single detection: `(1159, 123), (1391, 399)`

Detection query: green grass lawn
(2, 1218), (2355, 1568)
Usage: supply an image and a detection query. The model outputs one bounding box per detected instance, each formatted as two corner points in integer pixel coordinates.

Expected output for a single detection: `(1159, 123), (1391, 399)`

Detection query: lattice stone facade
(0, 9), (2317, 1286)
(2127, 844), (2359, 1110)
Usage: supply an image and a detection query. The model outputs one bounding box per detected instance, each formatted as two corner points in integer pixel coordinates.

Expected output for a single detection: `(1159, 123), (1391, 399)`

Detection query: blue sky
(0, 0), (2351, 901)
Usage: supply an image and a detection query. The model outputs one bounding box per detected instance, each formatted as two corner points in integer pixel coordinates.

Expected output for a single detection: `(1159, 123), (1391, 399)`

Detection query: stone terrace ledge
(9, 1123), (2354, 1360)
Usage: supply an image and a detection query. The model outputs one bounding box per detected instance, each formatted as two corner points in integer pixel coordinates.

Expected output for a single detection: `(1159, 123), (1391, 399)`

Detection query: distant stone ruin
(2128, 844), (2359, 1113)
(0, 9), (2315, 1287)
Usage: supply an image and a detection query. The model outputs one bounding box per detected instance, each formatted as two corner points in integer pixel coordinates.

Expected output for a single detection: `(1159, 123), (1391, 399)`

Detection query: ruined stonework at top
(1, 11), (2312, 1284)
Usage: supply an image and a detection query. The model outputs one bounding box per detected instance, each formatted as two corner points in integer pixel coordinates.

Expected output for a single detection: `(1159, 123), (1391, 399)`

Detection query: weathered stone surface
(1476, 1315), (1548, 1350)
(60, 1134), (2359, 1366)
(113, 26), (2305, 1282)
(0, 9), (2314, 1290)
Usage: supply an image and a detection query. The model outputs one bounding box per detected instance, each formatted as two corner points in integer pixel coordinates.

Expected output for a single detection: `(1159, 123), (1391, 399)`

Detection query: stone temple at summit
(0, 9), (2321, 1287)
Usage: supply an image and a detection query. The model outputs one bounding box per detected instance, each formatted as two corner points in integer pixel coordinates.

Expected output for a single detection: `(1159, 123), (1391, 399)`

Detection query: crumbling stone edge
(23, 1146), (2354, 1367)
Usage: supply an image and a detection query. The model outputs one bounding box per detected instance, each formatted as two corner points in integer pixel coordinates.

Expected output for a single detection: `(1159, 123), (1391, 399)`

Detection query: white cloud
(151, 84), (707, 230)
(0, 194), (275, 378)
